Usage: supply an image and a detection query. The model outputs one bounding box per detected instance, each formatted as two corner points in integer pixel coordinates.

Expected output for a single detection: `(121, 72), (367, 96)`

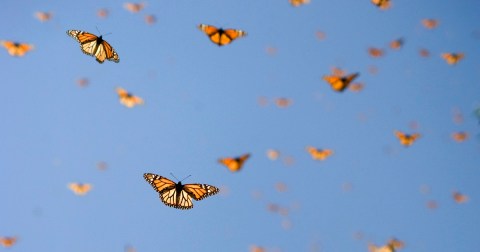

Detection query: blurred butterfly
(441, 53), (464, 65)
(124, 2), (145, 13)
(97, 8), (109, 18)
(368, 47), (384, 58)
(68, 183), (92, 196)
(143, 173), (219, 210)
(306, 146), (333, 160)
(451, 131), (468, 142)
(198, 24), (246, 46)
(419, 48), (430, 58)
(323, 72), (359, 92)
(368, 238), (404, 252)
(250, 245), (266, 252)
(0, 237), (17, 248)
(116, 87), (144, 108)
(394, 130), (420, 146)
(349, 82), (364, 92)
(218, 153), (251, 172)
(67, 29), (120, 64)
(289, 0), (310, 7)
(266, 149), (280, 160)
(35, 11), (52, 22)
(275, 97), (293, 108)
(371, 0), (391, 9)
(389, 38), (404, 50)
(453, 191), (469, 204)
(422, 18), (439, 29)
(0, 40), (34, 57)
(144, 14), (156, 25)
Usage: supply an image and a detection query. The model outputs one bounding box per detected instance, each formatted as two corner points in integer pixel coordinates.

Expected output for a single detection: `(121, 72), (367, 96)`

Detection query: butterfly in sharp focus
(394, 130), (420, 146)
(143, 173), (219, 210)
(218, 153), (251, 172)
(0, 237), (17, 248)
(323, 72), (359, 92)
(441, 53), (464, 65)
(306, 146), (333, 160)
(116, 87), (144, 108)
(0, 40), (34, 57)
(68, 183), (92, 196)
(66, 29), (119, 64)
(198, 24), (246, 46)
(371, 0), (391, 9)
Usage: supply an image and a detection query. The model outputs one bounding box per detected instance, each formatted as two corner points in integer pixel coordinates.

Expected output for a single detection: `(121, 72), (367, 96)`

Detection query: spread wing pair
(67, 29), (119, 64)
(371, 0), (391, 9)
(394, 130), (420, 146)
(198, 24), (246, 46)
(218, 153), (251, 172)
(143, 173), (219, 210)
(441, 53), (464, 65)
(306, 146), (333, 160)
(323, 72), (359, 92)
(68, 183), (92, 196)
(116, 87), (144, 108)
(0, 40), (34, 57)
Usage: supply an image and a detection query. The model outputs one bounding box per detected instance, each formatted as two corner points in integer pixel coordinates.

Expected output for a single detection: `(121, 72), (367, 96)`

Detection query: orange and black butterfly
(451, 131), (468, 142)
(453, 191), (469, 204)
(348, 82), (364, 92)
(198, 24), (246, 46)
(116, 87), (144, 108)
(394, 130), (420, 146)
(143, 173), (219, 210)
(306, 146), (333, 160)
(368, 47), (384, 58)
(289, 0), (310, 7)
(218, 153), (250, 172)
(0, 237), (17, 248)
(0, 40), (34, 57)
(35, 11), (53, 22)
(371, 0), (391, 9)
(124, 2), (145, 13)
(323, 72), (359, 92)
(441, 53), (464, 65)
(422, 18), (439, 29)
(67, 30), (119, 64)
(390, 38), (404, 50)
(68, 183), (92, 196)
(275, 97), (293, 108)
(369, 238), (404, 252)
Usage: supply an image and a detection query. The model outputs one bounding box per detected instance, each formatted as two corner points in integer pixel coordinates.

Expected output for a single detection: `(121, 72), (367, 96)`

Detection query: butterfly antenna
(95, 26), (102, 34)
(170, 172), (180, 182)
(180, 175), (191, 183)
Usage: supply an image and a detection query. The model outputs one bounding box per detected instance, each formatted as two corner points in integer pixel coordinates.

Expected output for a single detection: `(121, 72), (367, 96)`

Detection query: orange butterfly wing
(0, 237), (17, 248)
(67, 30), (120, 63)
(198, 24), (246, 46)
(116, 87), (144, 108)
(1, 41), (34, 57)
(323, 73), (358, 92)
(218, 153), (250, 172)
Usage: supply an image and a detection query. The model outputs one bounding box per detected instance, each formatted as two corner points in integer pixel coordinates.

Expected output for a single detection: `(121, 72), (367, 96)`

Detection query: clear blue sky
(1, 0), (479, 251)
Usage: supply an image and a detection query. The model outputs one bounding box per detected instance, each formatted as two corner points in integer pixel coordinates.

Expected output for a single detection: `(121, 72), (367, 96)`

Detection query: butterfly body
(394, 130), (420, 146)
(218, 153), (250, 172)
(323, 72), (359, 92)
(67, 29), (119, 64)
(198, 24), (246, 46)
(144, 173), (219, 210)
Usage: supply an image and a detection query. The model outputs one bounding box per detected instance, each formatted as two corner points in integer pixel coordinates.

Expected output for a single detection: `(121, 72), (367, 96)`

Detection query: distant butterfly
(116, 87), (144, 108)
(323, 72), (359, 92)
(0, 40), (34, 57)
(422, 18), (439, 29)
(97, 8), (109, 18)
(35, 11), (52, 22)
(369, 238), (404, 252)
(348, 83), (364, 92)
(371, 0), (391, 9)
(250, 245), (266, 252)
(368, 47), (384, 58)
(289, 0), (310, 7)
(144, 14), (156, 25)
(451, 131), (468, 142)
(453, 191), (469, 204)
(143, 173), (219, 210)
(218, 153), (251, 172)
(275, 97), (293, 108)
(306, 146), (333, 160)
(394, 130), (420, 146)
(0, 237), (17, 248)
(68, 183), (92, 196)
(419, 48), (430, 58)
(389, 38), (404, 50)
(266, 149), (280, 160)
(198, 24), (246, 46)
(67, 29), (120, 64)
(124, 2), (145, 13)
(441, 53), (464, 65)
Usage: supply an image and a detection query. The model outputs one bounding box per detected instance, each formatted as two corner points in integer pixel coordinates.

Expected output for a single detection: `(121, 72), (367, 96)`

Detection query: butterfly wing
(323, 75), (347, 91)
(68, 183), (92, 195)
(371, 0), (390, 9)
(1, 41), (34, 57)
(183, 183), (220, 201)
(67, 30), (119, 63)
(219, 153), (250, 172)
(199, 24), (246, 46)
(143, 173), (193, 209)
(116, 87), (144, 108)
(0, 237), (17, 248)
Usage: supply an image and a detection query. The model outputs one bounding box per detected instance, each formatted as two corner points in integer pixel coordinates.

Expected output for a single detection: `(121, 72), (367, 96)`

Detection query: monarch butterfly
(394, 130), (420, 146)
(266, 149), (280, 160)
(389, 38), (404, 50)
(218, 153), (251, 172)
(143, 173), (219, 210)
(124, 2), (145, 13)
(306, 146), (333, 160)
(68, 183), (92, 196)
(371, 0), (391, 9)
(368, 47), (384, 58)
(198, 24), (246, 46)
(250, 245), (266, 252)
(275, 97), (293, 108)
(97, 8), (109, 18)
(348, 82), (364, 92)
(453, 191), (469, 204)
(35, 11), (52, 22)
(0, 40), (34, 57)
(422, 18), (439, 29)
(67, 29), (120, 64)
(144, 14), (156, 25)
(368, 238), (404, 252)
(323, 72), (359, 92)
(0, 237), (17, 248)
(289, 0), (310, 7)
(441, 53), (464, 65)
(419, 48), (430, 58)
(451, 131), (468, 142)
(116, 87), (144, 108)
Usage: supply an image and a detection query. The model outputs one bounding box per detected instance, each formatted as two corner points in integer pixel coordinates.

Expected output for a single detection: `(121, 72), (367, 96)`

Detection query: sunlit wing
(67, 29), (119, 63)
(306, 146), (333, 160)
(116, 87), (144, 108)
(451, 131), (468, 142)
(0, 237), (17, 248)
(371, 0), (391, 9)
(218, 153), (251, 172)
(394, 130), (420, 146)
(143, 173), (176, 193)
(289, 0), (310, 7)
(183, 183), (220, 200)
(0, 40), (34, 57)
(68, 183), (92, 196)
(441, 53), (464, 65)
(198, 24), (246, 46)
(323, 72), (359, 92)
